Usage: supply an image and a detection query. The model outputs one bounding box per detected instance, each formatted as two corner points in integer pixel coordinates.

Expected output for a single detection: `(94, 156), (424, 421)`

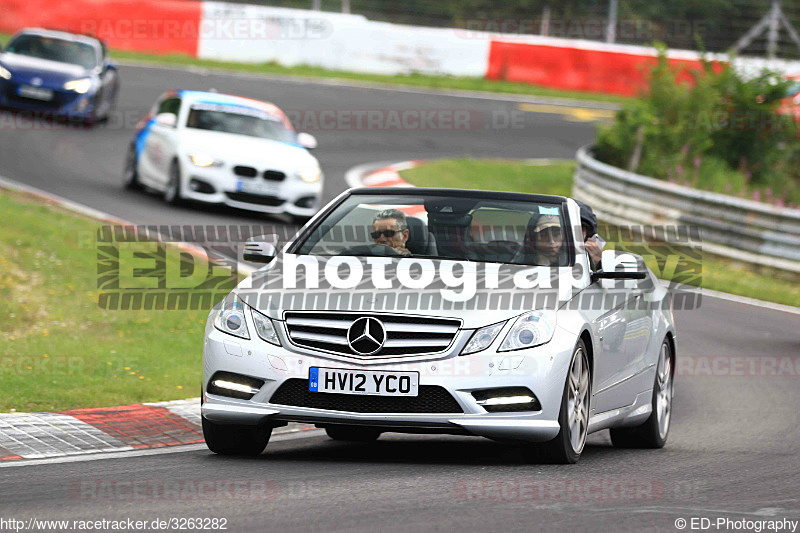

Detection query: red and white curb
(0, 399), (314, 462)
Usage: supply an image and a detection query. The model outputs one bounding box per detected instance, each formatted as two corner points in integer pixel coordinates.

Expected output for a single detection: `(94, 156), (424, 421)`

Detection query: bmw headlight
(0, 65), (11, 80)
(298, 167), (321, 183)
(251, 307), (281, 346)
(213, 294), (250, 339)
(189, 154), (224, 168)
(63, 78), (92, 94)
(499, 310), (556, 352)
(461, 321), (505, 355)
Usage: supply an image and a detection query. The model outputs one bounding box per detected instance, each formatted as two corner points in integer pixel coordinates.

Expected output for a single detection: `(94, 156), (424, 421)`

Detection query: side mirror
(297, 132), (317, 150)
(591, 271), (647, 283)
(155, 113), (177, 127)
(243, 235), (278, 263)
(105, 62), (117, 72)
(595, 249), (647, 288)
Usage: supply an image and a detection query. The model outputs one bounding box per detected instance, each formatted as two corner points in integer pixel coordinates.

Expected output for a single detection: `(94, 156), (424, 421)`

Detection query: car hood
(179, 129), (316, 168)
(233, 255), (583, 329)
(0, 53), (90, 84)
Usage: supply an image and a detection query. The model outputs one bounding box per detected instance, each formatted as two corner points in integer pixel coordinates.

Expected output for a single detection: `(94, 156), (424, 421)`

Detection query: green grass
(401, 159), (576, 197)
(0, 31), (628, 105)
(0, 188), (228, 412)
(401, 159), (800, 307)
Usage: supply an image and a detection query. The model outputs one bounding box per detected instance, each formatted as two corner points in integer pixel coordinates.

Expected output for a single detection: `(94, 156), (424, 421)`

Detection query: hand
(584, 239), (602, 269)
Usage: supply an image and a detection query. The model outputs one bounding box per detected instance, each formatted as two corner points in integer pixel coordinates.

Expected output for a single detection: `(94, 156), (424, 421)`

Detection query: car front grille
(283, 312), (461, 357)
(233, 166), (257, 178)
(263, 170), (286, 181)
(225, 192), (284, 206)
(269, 379), (464, 413)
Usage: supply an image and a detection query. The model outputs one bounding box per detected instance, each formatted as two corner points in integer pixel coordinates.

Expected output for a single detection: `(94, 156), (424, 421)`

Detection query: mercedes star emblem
(346, 317), (387, 355)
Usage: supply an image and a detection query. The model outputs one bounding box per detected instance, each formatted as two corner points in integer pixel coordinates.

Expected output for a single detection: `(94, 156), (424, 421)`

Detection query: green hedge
(595, 45), (800, 206)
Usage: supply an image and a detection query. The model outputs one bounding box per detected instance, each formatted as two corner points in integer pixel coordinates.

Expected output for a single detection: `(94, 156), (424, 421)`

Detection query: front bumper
(179, 163), (322, 216)
(201, 313), (577, 443)
(0, 79), (95, 118)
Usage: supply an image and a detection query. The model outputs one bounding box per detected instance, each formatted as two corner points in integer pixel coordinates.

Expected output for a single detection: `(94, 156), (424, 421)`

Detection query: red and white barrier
(2, 0), (800, 96)
(0, 0), (201, 56)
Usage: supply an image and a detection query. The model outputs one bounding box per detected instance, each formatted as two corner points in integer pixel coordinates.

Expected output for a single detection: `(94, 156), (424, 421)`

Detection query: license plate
(17, 85), (53, 101)
(309, 367), (419, 397)
(236, 179), (279, 196)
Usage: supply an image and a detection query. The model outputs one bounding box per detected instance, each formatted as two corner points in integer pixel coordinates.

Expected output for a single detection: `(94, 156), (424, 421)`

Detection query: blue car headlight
(63, 78), (92, 94)
(0, 65), (11, 80)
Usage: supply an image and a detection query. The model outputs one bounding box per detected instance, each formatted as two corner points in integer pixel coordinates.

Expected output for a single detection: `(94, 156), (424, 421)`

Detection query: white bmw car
(124, 90), (322, 222)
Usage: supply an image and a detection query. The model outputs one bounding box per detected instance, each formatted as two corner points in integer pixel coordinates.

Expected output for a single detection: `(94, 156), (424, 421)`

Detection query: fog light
(471, 387), (541, 412)
(189, 178), (215, 194)
(206, 371), (264, 400)
(294, 196), (316, 208)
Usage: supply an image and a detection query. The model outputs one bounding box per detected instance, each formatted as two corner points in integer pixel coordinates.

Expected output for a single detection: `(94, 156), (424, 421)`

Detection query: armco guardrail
(573, 146), (800, 274)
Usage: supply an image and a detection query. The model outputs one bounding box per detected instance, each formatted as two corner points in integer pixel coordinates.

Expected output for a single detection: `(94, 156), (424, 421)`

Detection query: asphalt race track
(1, 64), (798, 532)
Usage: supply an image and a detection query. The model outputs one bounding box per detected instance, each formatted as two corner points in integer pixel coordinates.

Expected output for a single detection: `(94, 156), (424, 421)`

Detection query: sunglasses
(371, 229), (401, 239)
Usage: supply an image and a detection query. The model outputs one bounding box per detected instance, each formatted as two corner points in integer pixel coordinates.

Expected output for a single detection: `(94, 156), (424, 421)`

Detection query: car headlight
(189, 153), (224, 168)
(461, 321), (506, 355)
(251, 307), (281, 346)
(298, 167), (321, 183)
(498, 310), (556, 352)
(0, 65), (11, 80)
(213, 294), (250, 339)
(63, 78), (92, 94)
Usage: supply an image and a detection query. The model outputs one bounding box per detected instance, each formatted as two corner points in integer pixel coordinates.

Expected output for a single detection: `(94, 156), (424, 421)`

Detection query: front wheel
(164, 160), (183, 205)
(610, 339), (673, 448)
(202, 418), (271, 456)
(525, 339), (591, 464)
(122, 145), (140, 190)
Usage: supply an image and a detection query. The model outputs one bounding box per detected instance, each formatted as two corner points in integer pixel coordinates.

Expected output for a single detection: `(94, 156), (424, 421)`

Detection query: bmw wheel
(122, 144), (141, 190)
(527, 339), (591, 464)
(164, 159), (183, 205)
(610, 339), (673, 448)
(202, 418), (272, 456)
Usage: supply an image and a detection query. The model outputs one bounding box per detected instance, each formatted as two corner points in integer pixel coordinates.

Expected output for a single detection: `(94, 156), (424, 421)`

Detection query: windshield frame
(5, 33), (100, 69)
(288, 188), (576, 266)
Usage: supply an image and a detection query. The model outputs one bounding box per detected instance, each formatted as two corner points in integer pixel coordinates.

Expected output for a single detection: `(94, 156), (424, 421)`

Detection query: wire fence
(204, 0), (800, 58)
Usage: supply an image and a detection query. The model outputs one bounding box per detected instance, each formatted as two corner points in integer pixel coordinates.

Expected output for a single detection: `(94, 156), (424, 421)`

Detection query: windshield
(185, 103), (297, 143)
(295, 193), (571, 266)
(6, 34), (98, 69)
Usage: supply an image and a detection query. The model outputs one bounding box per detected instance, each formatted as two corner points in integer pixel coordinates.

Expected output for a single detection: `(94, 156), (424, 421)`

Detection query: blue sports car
(0, 28), (119, 122)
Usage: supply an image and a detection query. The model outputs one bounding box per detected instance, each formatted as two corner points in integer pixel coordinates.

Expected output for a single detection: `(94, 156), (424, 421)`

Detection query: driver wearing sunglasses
(371, 209), (412, 256)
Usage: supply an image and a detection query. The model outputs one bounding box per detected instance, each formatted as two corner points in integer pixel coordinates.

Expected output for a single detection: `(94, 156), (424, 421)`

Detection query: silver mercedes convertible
(201, 188), (676, 464)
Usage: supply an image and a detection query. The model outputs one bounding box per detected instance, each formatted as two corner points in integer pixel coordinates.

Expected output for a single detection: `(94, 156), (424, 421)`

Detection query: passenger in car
(371, 209), (412, 256)
(530, 214), (565, 266)
(576, 200), (603, 270)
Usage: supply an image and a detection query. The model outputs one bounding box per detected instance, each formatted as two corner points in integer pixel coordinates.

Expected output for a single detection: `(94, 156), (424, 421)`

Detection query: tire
(526, 339), (591, 464)
(164, 159), (183, 205)
(202, 418), (271, 456)
(122, 144), (141, 190)
(325, 425), (382, 442)
(610, 339), (673, 449)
